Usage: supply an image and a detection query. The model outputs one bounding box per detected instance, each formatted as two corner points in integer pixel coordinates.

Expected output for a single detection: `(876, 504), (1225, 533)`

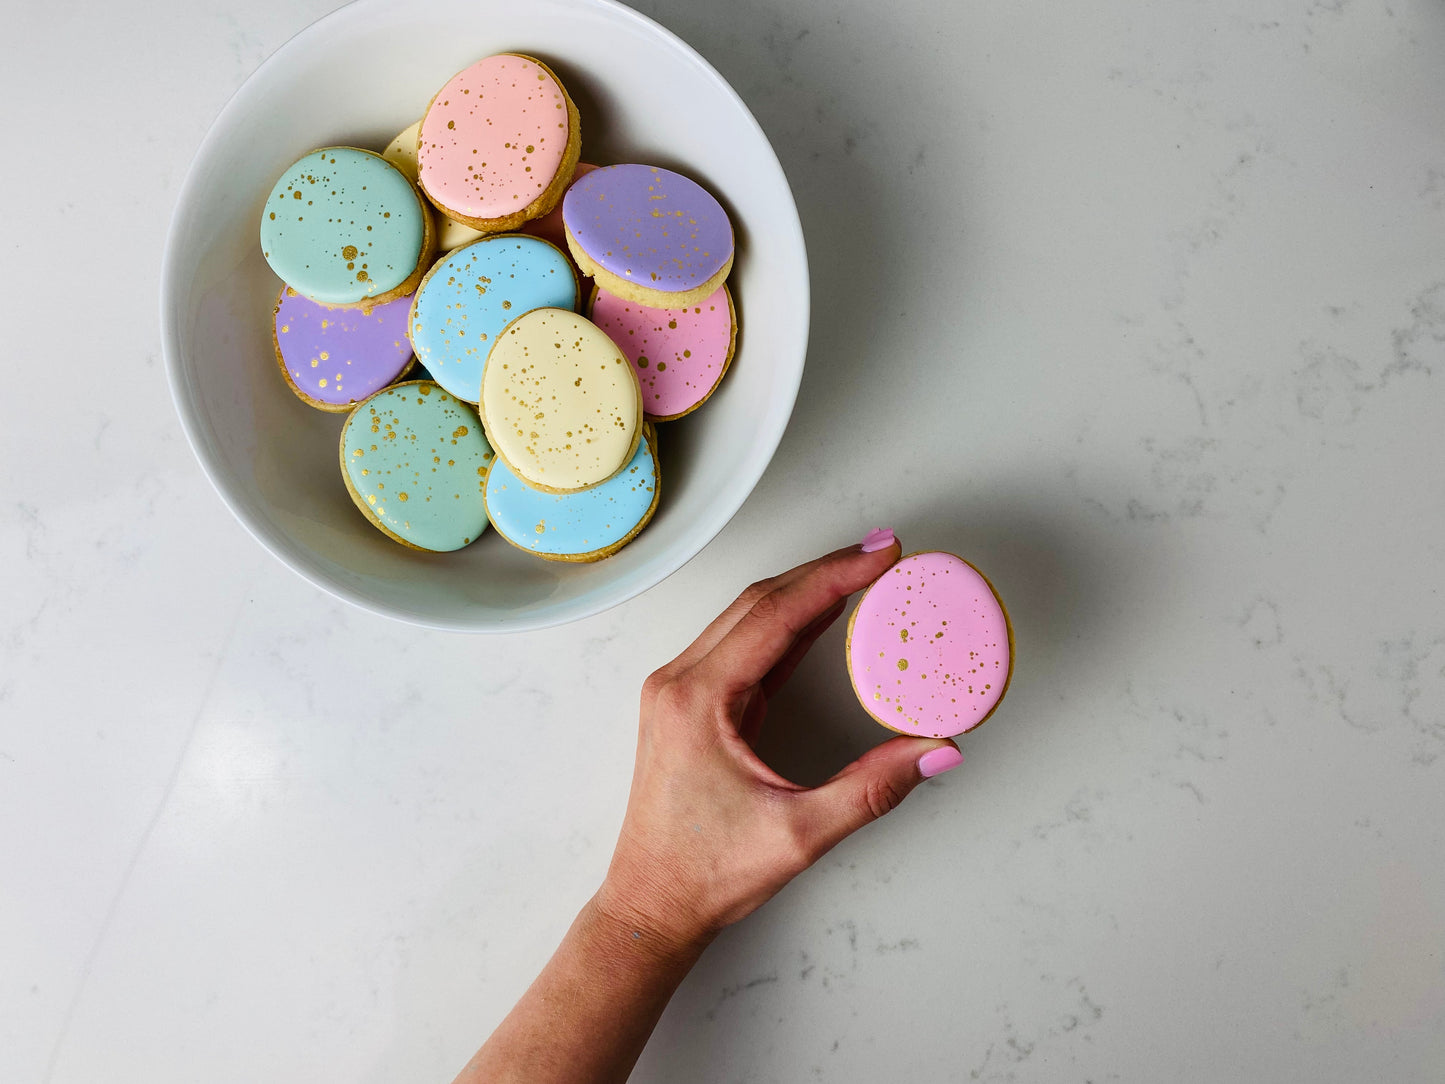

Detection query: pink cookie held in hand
(846, 551), (1013, 738)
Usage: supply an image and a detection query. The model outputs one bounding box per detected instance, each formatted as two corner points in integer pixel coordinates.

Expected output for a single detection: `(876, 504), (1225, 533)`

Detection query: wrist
(591, 878), (716, 968)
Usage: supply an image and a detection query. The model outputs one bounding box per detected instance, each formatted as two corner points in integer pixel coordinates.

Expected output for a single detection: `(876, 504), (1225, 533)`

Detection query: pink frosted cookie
(417, 53), (581, 233)
(272, 286), (414, 411)
(846, 551), (1013, 738)
(588, 284), (736, 421)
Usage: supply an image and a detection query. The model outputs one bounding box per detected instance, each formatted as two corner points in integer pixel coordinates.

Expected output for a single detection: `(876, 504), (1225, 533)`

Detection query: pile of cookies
(260, 53), (738, 561)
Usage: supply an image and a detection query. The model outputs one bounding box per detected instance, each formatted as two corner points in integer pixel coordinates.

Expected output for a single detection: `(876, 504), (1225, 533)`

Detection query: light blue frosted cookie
(340, 381), (492, 552)
(484, 427), (659, 561)
(261, 147), (433, 307)
(408, 235), (578, 403)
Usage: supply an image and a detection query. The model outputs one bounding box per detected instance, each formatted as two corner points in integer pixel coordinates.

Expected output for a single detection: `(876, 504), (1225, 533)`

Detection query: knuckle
(640, 668), (672, 702)
(861, 776), (906, 822)
(737, 580), (774, 610)
(781, 818), (820, 873)
(653, 676), (698, 718)
(746, 588), (784, 625)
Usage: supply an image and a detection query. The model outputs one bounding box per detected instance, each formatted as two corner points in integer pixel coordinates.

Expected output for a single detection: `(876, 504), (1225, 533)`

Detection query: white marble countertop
(5, 1), (1444, 1080)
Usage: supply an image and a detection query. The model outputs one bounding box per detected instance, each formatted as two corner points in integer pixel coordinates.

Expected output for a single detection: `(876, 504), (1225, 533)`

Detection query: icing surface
(486, 430), (656, 556)
(562, 164), (732, 293)
(590, 284), (733, 418)
(261, 148), (424, 304)
(481, 307), (640, 491)
(418, 54), (570, 221)
(521, 162), (597, 250)
(382, 121), (484, 250)
(274, 287), (412, 407)
(847, 552), (1012, 738)
(409, 235), (577, 403)
(340, 382), (492, 551)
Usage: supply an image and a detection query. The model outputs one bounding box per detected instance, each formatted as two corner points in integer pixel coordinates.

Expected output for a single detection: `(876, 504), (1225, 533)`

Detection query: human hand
(595, 529), (965, 960)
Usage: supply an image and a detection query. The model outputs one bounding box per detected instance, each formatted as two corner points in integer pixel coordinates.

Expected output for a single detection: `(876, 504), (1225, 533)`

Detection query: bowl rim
(160, 0), (809, 633)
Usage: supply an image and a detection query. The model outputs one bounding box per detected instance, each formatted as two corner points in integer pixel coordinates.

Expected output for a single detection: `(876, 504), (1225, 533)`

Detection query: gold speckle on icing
(897, 658), (909, 671)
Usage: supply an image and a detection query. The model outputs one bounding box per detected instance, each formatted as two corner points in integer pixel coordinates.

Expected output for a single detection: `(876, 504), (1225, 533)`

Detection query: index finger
(663, 543), (880, 678)
(689, 535), (903, 695)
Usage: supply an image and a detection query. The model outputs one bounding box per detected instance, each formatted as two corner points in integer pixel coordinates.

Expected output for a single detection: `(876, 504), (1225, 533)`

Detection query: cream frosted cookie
(846, 551), (1014, 738)
(260, 147), (435, 309)
(485, 424), (659, 562)
(382, 120), (485, 251)
(408, 235), (578, 403)
(272, 286), (414, 411)
(479, 307), (641, 493)
(588, 283), (735, 421)
(562, 163), (733, 309)
(417, 54), (581, 234)
(339, 381), (493, 551)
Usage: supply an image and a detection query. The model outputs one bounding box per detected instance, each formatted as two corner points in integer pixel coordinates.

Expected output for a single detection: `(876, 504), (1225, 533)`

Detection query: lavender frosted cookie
(562, 164), (734, 309)
(272, 286), (414, 411)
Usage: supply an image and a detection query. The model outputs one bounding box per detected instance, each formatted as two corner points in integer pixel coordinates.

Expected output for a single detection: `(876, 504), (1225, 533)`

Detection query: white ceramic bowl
(161, 0), (808, 632)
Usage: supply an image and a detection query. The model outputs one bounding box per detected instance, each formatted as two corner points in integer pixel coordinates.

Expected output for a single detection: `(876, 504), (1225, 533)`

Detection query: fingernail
(859, 527), (895, 553)
(918, 746), (964, 778)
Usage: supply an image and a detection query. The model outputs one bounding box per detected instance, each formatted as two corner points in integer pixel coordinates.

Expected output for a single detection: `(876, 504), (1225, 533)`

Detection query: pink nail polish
(860, 527), (895, 553)
(918, 746), (964, 778)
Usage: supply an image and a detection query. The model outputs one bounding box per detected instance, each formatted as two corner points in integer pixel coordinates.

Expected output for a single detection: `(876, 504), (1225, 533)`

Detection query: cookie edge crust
(337, 379), (488, 552)
(273, 285), (416, 413)
(586, 282), (737, 422)
(416, 53), (583, 235)
(406, 234), (581, 404)
(844, 550), (1016, 738)
(566, 224), (733, 311)
(484, 423), (660, 563)
(477, 308), (644, 495)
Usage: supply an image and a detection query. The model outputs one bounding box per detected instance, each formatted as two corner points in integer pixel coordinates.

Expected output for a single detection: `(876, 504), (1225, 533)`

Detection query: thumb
(798, 736), (963, 857)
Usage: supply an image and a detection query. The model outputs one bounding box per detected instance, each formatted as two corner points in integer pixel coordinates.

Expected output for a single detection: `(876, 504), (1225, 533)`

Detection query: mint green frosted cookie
(261, 147), (435, 308)
(340, 381), (492, 551)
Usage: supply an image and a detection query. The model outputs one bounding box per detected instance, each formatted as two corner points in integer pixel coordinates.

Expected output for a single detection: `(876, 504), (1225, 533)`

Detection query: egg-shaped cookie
(340, 381), (493, 551)
(562, 163), (733, 309)
(408, 235), (578, 404)
(485, 425), (659, 562)
(417, 53), (581, 233)
(846, 552), (1013, 738)
(382, 120), (485, 252)
(273, 286), (414, 411)
(260, 147), (435, 308)
(479, 307), (641, 494)
(588, 283), (736, 421)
